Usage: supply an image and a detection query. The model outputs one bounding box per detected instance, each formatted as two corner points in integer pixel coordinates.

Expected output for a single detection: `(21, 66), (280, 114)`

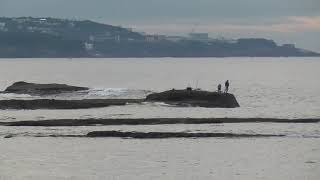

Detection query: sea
(0, 57), (319, 180)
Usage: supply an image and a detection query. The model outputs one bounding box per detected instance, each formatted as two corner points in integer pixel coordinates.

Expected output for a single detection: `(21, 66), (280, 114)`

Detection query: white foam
(0, 93), (38, 100)
(142, 101), (177, 107)
(85, 88), (152, 99)
(87, 88), (128, 97)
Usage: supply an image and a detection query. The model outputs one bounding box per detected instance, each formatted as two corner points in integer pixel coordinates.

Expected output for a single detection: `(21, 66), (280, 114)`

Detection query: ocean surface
(0, 58), (319, 180)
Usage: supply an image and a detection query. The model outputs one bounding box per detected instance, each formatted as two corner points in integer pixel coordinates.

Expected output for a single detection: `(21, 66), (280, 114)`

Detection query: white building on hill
(188, 33), (209, 41)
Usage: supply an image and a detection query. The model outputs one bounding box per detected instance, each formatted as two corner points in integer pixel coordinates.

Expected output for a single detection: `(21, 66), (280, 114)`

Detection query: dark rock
(4, 81), (89, 95)
(4, 118), (223, 126)
(4, 134), (14, 138)
(146, 89), (240, 108)
(3, 118), (319, 127)
(0, 99), (143, 110)
(305, 161), (316, 164)
(86, 131), (284, 138)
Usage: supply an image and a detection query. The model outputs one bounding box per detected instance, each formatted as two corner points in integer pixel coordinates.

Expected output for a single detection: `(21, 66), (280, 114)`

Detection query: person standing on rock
(224, 80), (229, 93)
(217, 84), (222, 93)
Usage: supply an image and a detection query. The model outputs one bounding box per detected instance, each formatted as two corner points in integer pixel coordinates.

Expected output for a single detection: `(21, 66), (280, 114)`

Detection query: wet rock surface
(146, 89), (240, 108)
(2, 118), (319, 127)
(0, 99), (143, 110)
(86, 131), (284, 138)
(2, 131), (285, 139)
(3, 134), (15, 138)
(4, 81), (89, 95)
(2, 118), (223, 126)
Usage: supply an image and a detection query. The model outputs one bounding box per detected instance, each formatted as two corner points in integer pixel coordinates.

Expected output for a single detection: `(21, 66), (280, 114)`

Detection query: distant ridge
(0, 17), (319, 58)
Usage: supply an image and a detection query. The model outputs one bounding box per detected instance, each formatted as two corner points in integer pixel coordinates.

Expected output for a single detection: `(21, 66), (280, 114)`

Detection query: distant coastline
(0, 17), (319, 58)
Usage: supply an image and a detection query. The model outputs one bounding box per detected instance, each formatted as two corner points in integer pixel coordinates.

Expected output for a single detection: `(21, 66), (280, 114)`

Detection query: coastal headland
(0, 17), (319, 58)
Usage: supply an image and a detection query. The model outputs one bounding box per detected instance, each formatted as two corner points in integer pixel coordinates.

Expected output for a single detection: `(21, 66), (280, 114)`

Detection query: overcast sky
(1, 0), (319, 51)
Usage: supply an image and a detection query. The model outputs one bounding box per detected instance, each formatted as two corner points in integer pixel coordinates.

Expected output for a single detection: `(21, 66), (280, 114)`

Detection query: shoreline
(1, 118), (319, 127)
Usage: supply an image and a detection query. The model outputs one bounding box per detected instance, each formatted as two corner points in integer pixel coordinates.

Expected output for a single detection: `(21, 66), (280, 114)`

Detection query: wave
(85, 88), (152, 99)
(142, 101), (178, 107)
(87, 88), (128, 97)
(0, 88), (153, 100)
(0, 92), (39, 100)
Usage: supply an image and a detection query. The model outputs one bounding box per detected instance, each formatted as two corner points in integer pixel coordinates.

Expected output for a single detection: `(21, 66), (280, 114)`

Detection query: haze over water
(0, 57), (319, 180)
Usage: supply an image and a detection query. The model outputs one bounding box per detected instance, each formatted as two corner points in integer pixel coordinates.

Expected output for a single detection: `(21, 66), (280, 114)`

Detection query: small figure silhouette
(224, 80), (229, 93)
(217, 84), (222, 93)
(186, 86), (192, 91)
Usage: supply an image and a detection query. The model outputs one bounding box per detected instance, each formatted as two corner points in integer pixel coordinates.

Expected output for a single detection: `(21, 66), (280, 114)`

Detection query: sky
(0, 0), (319, 52)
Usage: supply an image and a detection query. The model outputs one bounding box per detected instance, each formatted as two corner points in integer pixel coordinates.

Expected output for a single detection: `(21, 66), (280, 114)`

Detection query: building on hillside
(165, 36), (185, 42)
(69, 22), (75, 27)
(115, 35), (121, 43)
(84, 42), (94, 51)
(0, 22), (6, 31)
(188, 33), (209, 41)
(126, 28), (133, 32)
(39, 18), (47, 24)
(89, 33), (114, 42)
(138, 32), (147, 36)
(211, 36), (237, 44)
(145, 34), (166, 42)
(13, 18), (27, 23)
(27, 26), (35, 32)
(282, 44), (295, 48)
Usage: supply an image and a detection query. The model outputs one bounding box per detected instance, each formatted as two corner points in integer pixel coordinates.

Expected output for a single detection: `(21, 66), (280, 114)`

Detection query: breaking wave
(85, 88), (152, 99)
(0, 93), (38, 100)
(88, 88), (128, 97)
(0, 88), (153, 100)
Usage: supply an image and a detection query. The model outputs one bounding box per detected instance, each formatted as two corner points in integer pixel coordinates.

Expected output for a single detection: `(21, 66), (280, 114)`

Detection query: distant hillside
(0, 17), (319, 58)
(0, 17), (144, 41)
(0, 31), (86, 58)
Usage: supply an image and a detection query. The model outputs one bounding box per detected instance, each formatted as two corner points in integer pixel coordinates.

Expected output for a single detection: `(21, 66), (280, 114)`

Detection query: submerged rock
(146, 89), (240, 108)
(4, 118), (223, 126)
(4, 134), (14, 138)
(86, 131), (283, 138)
(3, 118), (319, 127)
(4, 81), (89, 95)
(0, 99), (143, 110)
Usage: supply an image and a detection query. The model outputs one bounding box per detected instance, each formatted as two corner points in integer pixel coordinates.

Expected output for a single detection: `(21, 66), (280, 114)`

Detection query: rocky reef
(2, 130), (285, 139)
(2, 118), (318, 127)
(4, 81), (89, 95)
(86, 131), (284, 138)
(146, 89), (240, 108)
(1, 82), (240, 109)
(0, 99), (142, 110)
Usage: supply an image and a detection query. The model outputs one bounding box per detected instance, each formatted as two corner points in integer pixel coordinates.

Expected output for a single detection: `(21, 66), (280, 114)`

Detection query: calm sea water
(0, 58), (319, 180)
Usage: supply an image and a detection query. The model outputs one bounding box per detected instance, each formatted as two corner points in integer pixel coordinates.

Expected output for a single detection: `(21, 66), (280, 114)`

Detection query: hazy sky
(1, 0), (319, 51)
